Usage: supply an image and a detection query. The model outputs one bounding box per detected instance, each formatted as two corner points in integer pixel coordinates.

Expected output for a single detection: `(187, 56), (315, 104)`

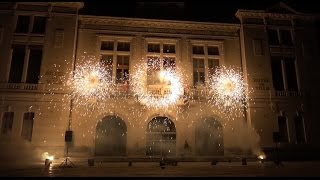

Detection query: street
(1, 159), (320, 177)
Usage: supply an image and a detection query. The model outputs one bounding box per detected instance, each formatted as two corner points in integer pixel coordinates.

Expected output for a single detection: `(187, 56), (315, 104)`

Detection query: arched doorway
(146, 116), (176, 157)
(195, 117), (224, 156)
(95, 116), (127, 156)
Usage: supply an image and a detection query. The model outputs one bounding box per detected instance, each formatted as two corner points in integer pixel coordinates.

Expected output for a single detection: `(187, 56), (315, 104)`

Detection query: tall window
(8, 45), (43, 84)
(146, 42), (176, 85)
(100, 40), (131, 84)
(116, 55), (129, 84)
(9, 45), (25, 83)
(192, 44), (220, 86)
(100, 55), (113, 81)
(267, 28), (293, 46)
(294, 116), (306, 143)
(208, 59), (219, 79)
(26, 45), (43, 84)
(193, 58), (205, 86)
(271, 56), (298, 91)
(15, 15), (47, 34)
(278, 116), (289, 143)
(147, 57), (161, 85)
(285, 58), (298, 91)
(146, 117), (176, 156)
(21, 112), (34, 141)
(1, 112), (14, 134)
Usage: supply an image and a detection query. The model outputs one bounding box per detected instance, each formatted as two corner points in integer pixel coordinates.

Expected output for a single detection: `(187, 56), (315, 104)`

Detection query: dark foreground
(1, 159), (320, 177)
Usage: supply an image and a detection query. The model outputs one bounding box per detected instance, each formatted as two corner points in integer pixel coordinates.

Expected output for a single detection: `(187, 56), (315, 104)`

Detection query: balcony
(0, 83), (45, 92)
(274, 91), (302, 97)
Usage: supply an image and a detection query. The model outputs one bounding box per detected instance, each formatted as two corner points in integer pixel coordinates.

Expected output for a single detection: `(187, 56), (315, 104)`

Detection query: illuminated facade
(0, 2), (319, 160)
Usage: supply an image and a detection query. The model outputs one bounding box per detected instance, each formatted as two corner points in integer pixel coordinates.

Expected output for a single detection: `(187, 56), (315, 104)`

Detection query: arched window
(95, 116), (127, 156)
(146, 116), (176, 157)
(195, 117), (224, 156)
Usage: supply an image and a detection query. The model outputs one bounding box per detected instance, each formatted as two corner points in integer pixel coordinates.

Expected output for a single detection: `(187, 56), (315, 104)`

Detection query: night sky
(80, 0), (320, 23)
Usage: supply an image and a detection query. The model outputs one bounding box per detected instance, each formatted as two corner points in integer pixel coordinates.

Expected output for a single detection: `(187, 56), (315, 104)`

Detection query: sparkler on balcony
(208, 66), (250, 118)
(131, 58), (184, 109)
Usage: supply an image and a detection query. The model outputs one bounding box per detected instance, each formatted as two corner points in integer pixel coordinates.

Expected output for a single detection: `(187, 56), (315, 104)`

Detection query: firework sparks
(131, 58), (184, 109)
(66, 58), (113, 106)
(208, 66), (250, 117)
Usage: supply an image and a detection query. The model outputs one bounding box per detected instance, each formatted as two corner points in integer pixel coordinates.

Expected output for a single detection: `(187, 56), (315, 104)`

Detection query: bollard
(88, 159), (95, 166)
(242, 158), (247, 165)
(211, 159), (218, 165)
(45, 159), (51, 166)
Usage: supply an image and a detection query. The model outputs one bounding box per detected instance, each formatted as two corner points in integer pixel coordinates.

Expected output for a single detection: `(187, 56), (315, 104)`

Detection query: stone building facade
(0, 2), (319, 160)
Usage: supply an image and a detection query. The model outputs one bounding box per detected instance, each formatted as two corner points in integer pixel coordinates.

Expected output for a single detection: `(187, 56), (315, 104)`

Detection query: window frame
(190, 41), (223, 87)
(98, 35), (133, 85)
(144, 38), (178, 86)
(14, 14), (47, 35)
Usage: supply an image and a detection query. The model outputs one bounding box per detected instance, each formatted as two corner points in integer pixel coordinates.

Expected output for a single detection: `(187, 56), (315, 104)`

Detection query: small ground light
(45, 156), (54, 166)
(257, 154), (266, 163)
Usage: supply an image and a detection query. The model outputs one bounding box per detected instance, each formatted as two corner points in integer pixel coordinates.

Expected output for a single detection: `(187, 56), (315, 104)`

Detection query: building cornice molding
(79, 15), (240, 33)
(235, 10), (316, 21)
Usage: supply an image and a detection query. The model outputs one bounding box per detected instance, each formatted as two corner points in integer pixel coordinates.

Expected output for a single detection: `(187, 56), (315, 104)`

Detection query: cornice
(14, 2), (84, 9)
(79, 15), (240, 33)
(235, 10), (316, 21)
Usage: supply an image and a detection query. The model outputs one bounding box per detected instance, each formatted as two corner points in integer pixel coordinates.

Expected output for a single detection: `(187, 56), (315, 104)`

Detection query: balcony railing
(0, 83), (303, 100)
(0, 83), (45, 91)
(274, 91), (302, 97)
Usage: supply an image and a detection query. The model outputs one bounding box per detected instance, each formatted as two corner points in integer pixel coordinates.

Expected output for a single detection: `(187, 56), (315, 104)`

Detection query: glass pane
(32, 16), (46, 34)
(268, 29), (279, 45)
(101, 41), (114, 50)
(285, 58), (298, 91)
(278, 116), (288, 142)
(199, 72), (205, 84)
(9, 45), (25, 83)
(295, 116), (305, 143)
(147, 43), (160, 53)
(21, 112), (34, 141)
(26, 46), (43, 84)
(208, 59), (219, 77)
(280, 30), (293, 45)
(198, 59), (204, 68)
(163, 57), (175, 70)
(192, 46), (204, 54)
(1, 112), (14, 134)
(15, 15), (30, 33)
(193, 72), (198, 86)
(163, 44), (175, 53)
(116, 69), (122, 84)
(100, 55), (113, 78)
(208, 46), (219, 55)
(117, 42), (130, 51)
(123, 56), (129, 66)
(271, 57), (284, 91)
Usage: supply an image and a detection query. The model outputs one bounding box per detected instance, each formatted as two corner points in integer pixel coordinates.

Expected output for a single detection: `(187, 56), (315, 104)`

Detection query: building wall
(1, 2), (319, 160)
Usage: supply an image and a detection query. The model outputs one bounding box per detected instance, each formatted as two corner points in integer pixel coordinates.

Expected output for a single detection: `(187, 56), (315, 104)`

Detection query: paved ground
(0, 159), (320, 177)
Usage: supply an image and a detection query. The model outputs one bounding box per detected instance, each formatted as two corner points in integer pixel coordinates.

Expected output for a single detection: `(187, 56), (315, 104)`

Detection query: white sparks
(131, 58), (184, 109)
(208, 66), (250, 118)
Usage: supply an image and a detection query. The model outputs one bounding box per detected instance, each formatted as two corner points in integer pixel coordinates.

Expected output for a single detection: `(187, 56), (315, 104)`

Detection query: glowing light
(42, 152), (55, 161)
(208, 66), (250, 117)
(131, 58), (184, 109)
(257, 154), (266, 160)
(67, 60), (113, 105)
